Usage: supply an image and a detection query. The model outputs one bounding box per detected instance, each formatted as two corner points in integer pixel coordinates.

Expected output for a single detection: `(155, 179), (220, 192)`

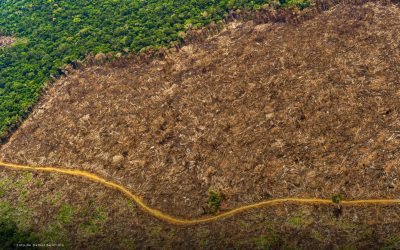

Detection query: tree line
(0, 0), (309, 138)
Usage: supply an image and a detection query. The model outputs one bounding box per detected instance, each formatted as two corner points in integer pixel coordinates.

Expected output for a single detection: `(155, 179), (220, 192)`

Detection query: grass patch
(79, 206), (108, 236)
(57, 204), (74, 225)
(310, 230), (324, 242)
(0, 174), (35, 231)
(252, 223), (292, 250)
(253, 234), (282, 250)
(287, 216), (303, 228)
(126, 200), (137, 214)
(197, 228), (211, 248)
(40, 204), (75, 246)
(121, 238), (136, 249)
(384, 235), (400, 250)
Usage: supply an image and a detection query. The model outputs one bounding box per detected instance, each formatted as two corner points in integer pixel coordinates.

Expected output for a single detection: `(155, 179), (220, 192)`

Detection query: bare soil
(1, 1), (400, 248)
(0, 35), (15, 47)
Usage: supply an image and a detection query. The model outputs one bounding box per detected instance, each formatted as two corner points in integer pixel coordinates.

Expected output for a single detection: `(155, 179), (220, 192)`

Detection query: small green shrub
(57, 204), (74, 225)
(332, 194), (343, 204)
(208, 189), (221, 214)
(332, 194), (344, 217)
(287, 216), (302, 228)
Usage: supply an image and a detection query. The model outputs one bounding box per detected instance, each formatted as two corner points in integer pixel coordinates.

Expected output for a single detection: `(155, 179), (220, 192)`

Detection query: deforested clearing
(0, 35), (15, 47)
(1, 1), (400, 248)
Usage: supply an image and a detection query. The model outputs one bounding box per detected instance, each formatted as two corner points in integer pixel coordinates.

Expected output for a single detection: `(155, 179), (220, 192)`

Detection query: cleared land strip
(1, 160), (400, 225)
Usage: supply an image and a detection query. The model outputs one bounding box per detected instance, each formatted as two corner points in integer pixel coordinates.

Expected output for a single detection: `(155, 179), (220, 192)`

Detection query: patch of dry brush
(0, 35), (15, 47)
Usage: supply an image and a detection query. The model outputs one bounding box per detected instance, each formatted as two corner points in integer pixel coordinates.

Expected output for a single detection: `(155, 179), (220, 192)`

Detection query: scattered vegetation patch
(79, 206), (108, 236)
(208, 189), (222, 214)
(332, 194), (343, 204)
(332, 194), (344, 217)
(41, 223), (68, 246)
(126, 200), (137, 213)
(0, 217), (38, 249)
(57, 204), (74, 225)
(384, 235), (400, 250)
(197, 228), (211, 248)
(253, 228), (285, 250)
(0, 174), (35, 231)
(121, 238), (136, 249)
(310, 230), (325, 242)
(0, 199), (39, 247)
(287, 216), (303, 228)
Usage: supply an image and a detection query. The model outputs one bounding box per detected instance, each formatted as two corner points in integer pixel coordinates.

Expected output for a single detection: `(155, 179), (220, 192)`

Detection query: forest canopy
(0, 0), (309, 137)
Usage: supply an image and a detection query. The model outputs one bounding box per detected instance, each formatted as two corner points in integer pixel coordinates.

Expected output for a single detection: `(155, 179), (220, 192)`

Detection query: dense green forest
(0, 0), (309, 137)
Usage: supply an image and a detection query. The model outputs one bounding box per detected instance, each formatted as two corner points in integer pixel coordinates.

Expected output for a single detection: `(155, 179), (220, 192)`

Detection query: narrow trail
(1, 160), (400, 225)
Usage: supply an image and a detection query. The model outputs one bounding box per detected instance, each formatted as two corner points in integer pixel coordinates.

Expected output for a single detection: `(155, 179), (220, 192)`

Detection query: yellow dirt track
(1, 160), (400, 225)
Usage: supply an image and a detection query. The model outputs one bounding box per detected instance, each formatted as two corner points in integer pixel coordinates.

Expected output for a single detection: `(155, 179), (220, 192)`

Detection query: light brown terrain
(1, 1), (400, 248)
(0, 35), (15, 47)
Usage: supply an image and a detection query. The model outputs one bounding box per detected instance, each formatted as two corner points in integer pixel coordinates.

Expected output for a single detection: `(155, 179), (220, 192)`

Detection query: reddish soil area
(1, 1), (400, 248)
